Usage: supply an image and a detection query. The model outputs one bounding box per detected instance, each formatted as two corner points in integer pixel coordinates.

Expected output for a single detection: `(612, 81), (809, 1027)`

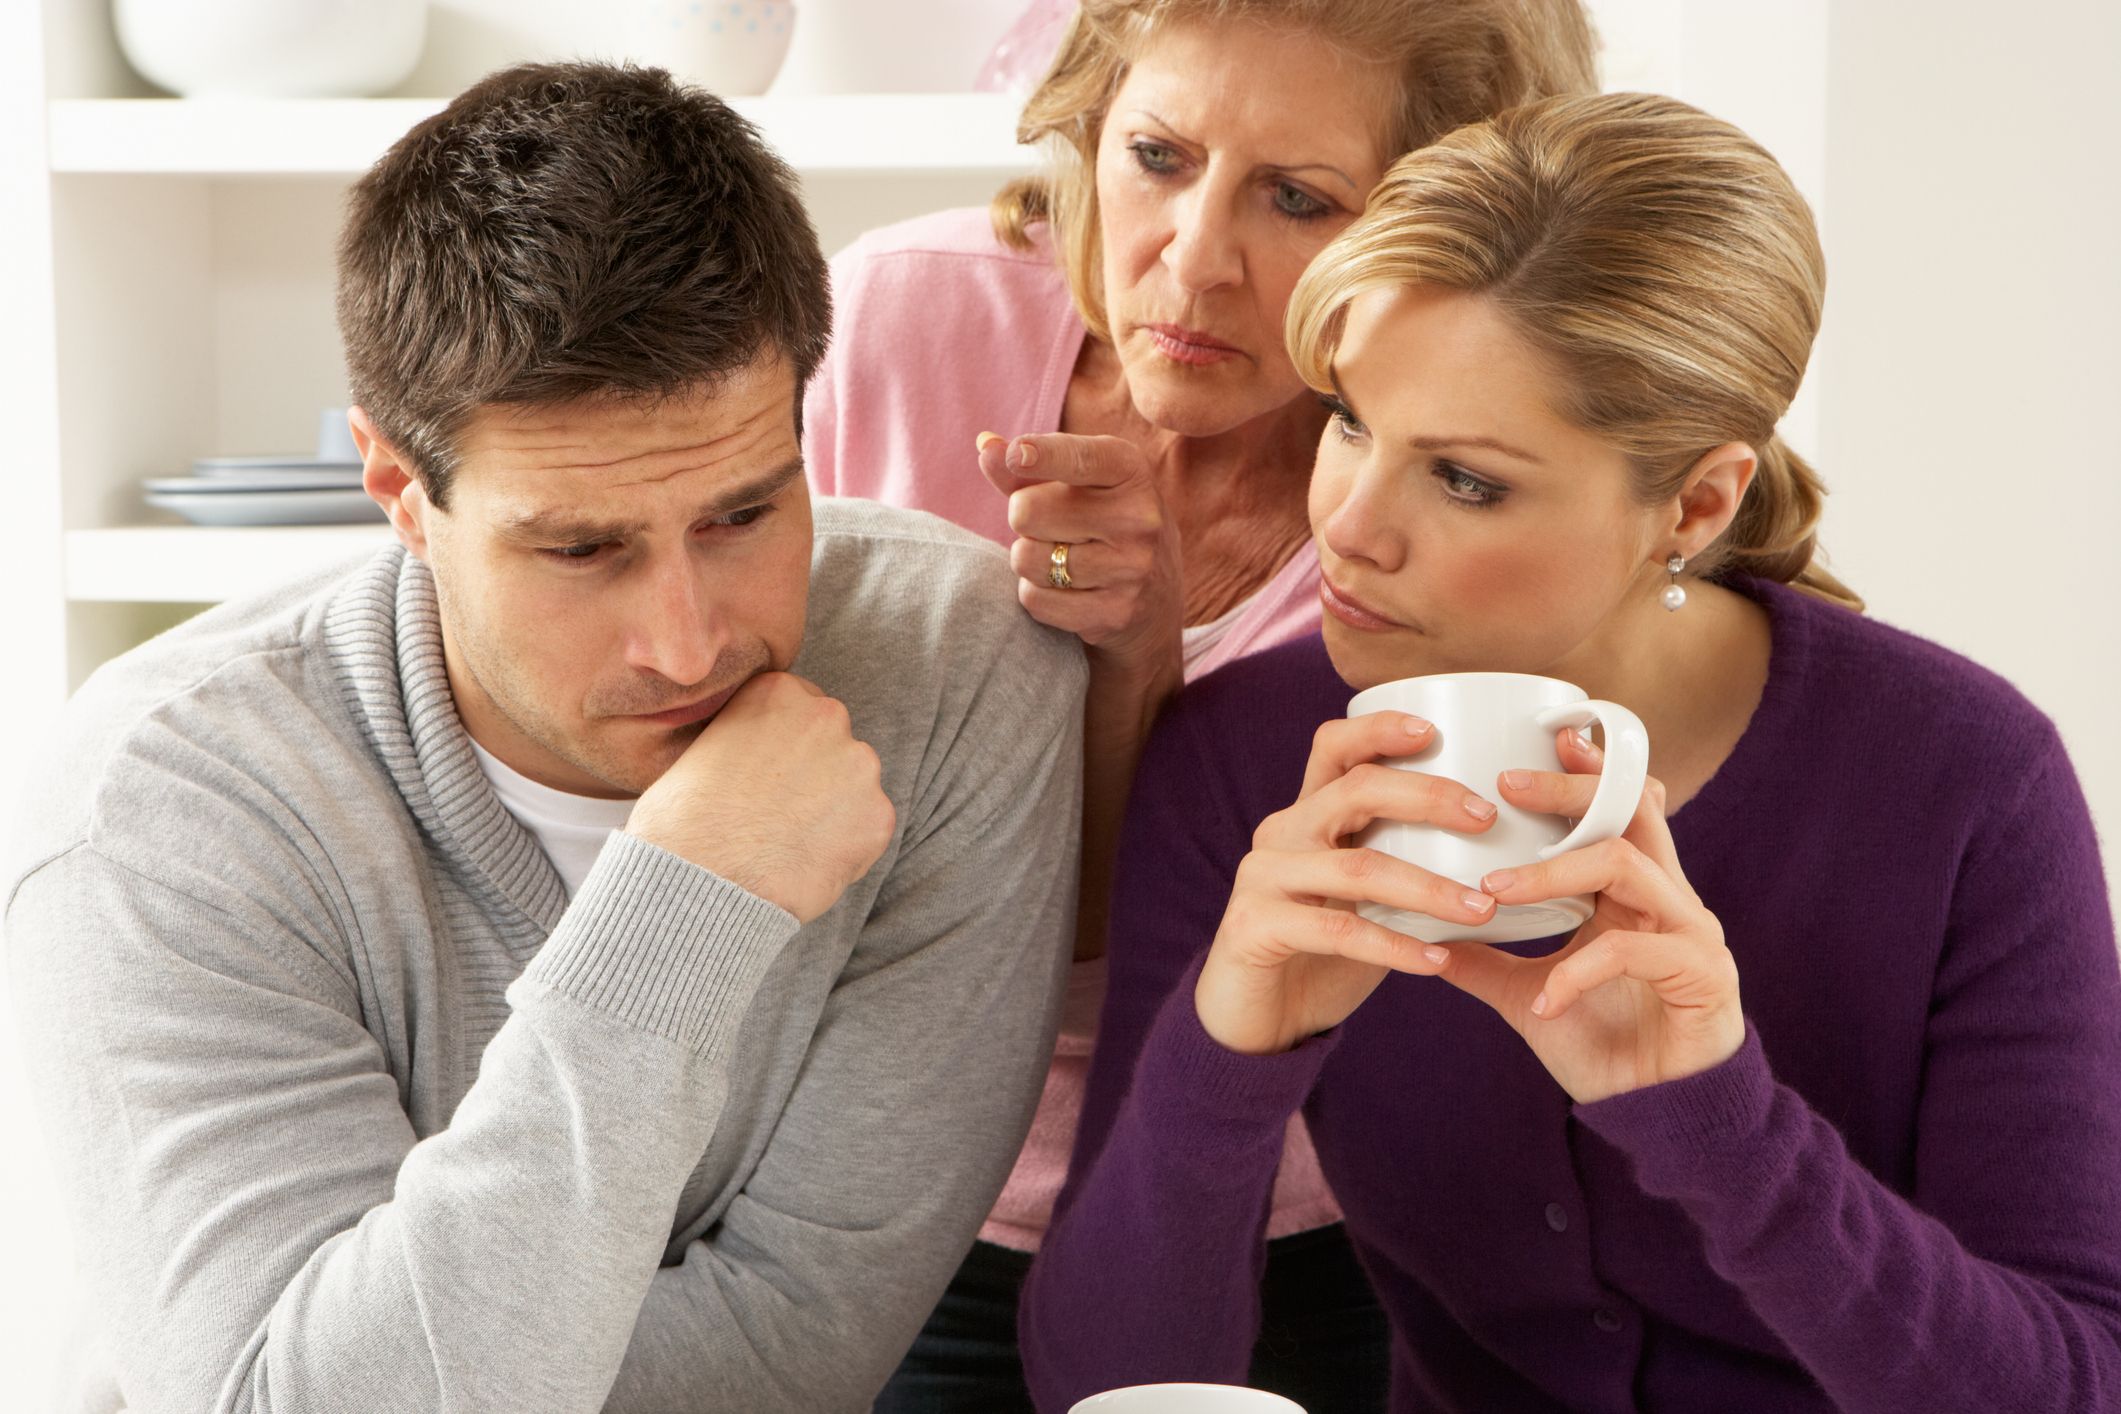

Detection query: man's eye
(545, 543), (606, 562)
(716, 505), (769, 529)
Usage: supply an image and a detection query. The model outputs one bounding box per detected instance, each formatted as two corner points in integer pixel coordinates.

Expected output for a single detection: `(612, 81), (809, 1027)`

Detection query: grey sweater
(6, 498), (1085, 1414)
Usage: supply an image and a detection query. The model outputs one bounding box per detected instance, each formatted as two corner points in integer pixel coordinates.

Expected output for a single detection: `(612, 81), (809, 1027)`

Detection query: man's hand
(626, 672), (895, 922)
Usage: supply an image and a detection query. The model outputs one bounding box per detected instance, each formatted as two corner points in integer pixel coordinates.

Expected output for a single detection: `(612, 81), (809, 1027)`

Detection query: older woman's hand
(979, 432), (1185, 677)
(1432, 733), (1746, 1103)
(1193, 710), (1502, 1057)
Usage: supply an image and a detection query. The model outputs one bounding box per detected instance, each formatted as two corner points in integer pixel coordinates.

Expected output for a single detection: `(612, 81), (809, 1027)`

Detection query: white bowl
(1069, 1386), (1307, 1414)
(619, 0), (798, 97)
(116, 0), (426, 99)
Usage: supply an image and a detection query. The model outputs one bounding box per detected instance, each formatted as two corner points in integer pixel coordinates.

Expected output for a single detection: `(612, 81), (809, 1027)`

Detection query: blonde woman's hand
(1193, 711), (1504, 1057)
(979, 432), (1185, 675)
(1432, 733), (1745, 1103)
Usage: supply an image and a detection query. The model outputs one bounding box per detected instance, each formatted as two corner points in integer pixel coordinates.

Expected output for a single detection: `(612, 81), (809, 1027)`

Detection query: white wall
(0, 0), (77, 1408)
(1818, 4), (2121, 878)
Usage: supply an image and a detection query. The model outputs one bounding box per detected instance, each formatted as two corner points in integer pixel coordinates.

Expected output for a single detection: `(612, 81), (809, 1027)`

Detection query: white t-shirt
(469, 740), (635, 897)
(1180, 592), (1255, 675)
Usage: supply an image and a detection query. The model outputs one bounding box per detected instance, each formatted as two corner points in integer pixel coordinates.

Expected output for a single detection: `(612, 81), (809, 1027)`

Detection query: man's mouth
(629, 681), (740, 728)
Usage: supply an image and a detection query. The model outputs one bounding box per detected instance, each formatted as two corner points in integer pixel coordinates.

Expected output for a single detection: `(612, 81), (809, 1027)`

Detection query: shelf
(66, 525), (395, 603)
(47, 93), (1035, 177)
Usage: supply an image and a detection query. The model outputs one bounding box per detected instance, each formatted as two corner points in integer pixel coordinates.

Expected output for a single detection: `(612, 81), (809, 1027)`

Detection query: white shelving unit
(48, 92), (1029, 176)
(64, 525), (396, 603)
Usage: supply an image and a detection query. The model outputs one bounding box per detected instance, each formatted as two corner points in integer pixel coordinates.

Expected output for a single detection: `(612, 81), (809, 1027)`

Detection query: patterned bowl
(620, 1), (798, 97)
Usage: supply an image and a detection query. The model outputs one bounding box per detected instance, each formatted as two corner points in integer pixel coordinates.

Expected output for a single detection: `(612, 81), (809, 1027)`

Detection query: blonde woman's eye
(1437, 462), (1507, 507)
(1128, 140), (1180, 174)
(1273, 183), (1328, 220)
(1319, 394), (1366, 441)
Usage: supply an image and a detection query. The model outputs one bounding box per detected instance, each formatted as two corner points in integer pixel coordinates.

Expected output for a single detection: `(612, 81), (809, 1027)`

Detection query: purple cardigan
(1020, 577), (2121, 1412)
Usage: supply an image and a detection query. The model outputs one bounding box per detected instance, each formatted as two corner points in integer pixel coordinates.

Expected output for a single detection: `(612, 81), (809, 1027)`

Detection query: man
(6, 62), (1083, 1412)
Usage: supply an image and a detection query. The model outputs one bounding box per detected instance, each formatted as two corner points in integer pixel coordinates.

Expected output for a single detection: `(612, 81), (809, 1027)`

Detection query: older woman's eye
(1273, 183), (1329, 221)
(1128, 140), (1181, 175)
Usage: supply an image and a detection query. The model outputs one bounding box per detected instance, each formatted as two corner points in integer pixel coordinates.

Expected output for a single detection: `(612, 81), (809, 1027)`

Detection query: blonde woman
(806, 2), (1598, 1408)
(1022, 92), (2121, 1411)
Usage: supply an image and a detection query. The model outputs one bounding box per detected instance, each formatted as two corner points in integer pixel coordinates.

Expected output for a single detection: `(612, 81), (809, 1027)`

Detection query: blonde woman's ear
(1671, 441), (1759, 560)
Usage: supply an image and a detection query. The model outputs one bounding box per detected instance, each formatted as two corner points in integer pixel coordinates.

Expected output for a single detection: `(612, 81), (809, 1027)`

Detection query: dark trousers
(873, 1223), (1392, 1413)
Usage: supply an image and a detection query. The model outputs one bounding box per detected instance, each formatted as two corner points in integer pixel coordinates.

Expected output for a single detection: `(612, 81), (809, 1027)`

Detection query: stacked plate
(144, 454), (381, 526)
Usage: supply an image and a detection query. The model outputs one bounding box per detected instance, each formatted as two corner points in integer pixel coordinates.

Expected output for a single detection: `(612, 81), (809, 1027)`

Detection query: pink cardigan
(804, 207), (1333, 1250)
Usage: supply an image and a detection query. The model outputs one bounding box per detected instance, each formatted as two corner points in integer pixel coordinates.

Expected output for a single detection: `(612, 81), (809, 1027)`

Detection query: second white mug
(1068, 1384), (1307, 1413)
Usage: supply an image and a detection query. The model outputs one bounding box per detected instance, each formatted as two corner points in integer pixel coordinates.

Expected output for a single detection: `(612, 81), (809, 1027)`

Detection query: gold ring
(1047, 542), (1074, 590)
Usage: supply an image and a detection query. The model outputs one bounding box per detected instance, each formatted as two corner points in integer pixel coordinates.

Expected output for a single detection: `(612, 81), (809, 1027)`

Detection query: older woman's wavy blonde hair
(1286, 91), (1860, 610)
(993, 0), (1601, 342)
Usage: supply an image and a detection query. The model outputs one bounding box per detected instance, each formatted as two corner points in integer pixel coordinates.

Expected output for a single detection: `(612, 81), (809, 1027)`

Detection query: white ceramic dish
(191, 456), (363, 477)
(146, 488), (385, 526)
(115, 0), (427, 99)
(148, 473), (363, 494)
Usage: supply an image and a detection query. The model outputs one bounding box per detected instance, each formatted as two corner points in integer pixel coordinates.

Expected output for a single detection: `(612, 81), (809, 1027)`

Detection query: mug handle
(1530, 700), (1650, 861)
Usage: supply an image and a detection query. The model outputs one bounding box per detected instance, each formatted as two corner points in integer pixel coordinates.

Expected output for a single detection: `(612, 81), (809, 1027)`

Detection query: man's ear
(349, 406), (435, 560)
(1666, 441), (1758, 562)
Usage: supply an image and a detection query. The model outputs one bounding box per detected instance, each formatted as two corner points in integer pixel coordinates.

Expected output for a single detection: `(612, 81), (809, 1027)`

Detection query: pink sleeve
(801, 245), (858, 499)
(795, 210), (1083, 549)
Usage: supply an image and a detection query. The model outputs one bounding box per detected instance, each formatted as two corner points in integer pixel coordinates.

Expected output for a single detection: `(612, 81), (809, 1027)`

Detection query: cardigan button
(1593, 1306), (1625, 1334)
(1544, 1202), (1569, 1232)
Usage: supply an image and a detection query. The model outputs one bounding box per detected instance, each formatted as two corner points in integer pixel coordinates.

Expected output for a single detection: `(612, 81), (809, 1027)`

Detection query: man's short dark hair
(336, 61), (831, 506)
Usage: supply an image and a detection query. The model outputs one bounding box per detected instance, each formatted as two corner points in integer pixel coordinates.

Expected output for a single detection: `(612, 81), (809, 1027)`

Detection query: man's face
(367, 359), (812, 798)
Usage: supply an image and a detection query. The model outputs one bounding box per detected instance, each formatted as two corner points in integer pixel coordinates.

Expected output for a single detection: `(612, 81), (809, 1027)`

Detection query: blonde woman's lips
(1146, 323), (1241, 366)
(1320, 575), (1408, 632)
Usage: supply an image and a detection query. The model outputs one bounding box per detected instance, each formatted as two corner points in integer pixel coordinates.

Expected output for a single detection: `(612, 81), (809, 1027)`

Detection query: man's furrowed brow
(705, 458), (805, 516)
(499, 508), (646, 545)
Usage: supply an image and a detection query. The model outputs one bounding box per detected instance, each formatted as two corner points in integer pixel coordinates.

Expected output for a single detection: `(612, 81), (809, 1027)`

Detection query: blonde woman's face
(1310, 285), (1670, 690)
(1094, 19), (1393, 437)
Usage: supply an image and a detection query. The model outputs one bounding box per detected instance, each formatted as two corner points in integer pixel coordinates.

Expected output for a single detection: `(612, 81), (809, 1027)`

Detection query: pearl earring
(1662, 554), (1688, 612)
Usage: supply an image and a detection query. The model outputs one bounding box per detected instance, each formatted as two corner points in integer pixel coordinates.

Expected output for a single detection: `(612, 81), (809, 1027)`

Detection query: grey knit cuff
(519, 831), (800, 1059)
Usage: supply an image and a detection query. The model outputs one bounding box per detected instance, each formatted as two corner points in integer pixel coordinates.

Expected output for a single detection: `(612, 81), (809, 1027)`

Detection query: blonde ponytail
(1717, 436), (1862, 611)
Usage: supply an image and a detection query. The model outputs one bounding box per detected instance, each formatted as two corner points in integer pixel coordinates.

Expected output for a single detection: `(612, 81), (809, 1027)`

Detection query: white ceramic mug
(1346, 673), (1649, 944)
(1068, 1385), (1307, 1413)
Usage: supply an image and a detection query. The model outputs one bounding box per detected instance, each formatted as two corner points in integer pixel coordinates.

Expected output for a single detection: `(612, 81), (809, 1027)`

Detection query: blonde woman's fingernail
(1464, 797), (1497, 821)
(1531, 992), (1550, 1017)
(1009, 439), (1038, 469)
(976, 430), (1003, 451)
(1422, 945), (1450, 966)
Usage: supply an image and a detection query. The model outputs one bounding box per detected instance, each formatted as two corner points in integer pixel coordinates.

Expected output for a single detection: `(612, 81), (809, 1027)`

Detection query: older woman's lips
(1320, 576), (1408, 632)
(1147, 323), (1240, 366)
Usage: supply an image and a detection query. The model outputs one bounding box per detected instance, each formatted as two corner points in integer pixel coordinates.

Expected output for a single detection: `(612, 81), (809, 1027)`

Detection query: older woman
(806, 1), (1597, 1407)
(1021, 92), (2121, 1411)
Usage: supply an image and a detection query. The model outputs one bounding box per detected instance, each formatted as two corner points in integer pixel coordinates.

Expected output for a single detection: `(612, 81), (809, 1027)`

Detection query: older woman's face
(1094, 20), (1394, 437)
(1310, 285), (1669, 691)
